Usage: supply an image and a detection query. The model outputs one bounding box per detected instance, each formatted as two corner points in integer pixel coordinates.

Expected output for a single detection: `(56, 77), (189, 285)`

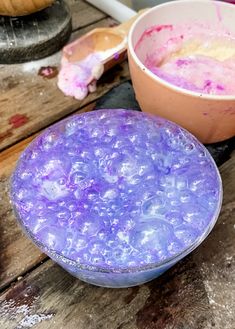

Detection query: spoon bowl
(58, 10), (147, 100)
(62, 9), (147, 70)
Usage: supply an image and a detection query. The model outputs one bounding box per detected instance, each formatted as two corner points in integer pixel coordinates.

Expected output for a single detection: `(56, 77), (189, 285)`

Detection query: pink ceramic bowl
(128, 0), (235, 144)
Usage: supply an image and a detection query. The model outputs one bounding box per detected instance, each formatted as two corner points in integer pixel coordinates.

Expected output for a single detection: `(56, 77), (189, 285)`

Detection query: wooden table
(0, 1), (234, 328)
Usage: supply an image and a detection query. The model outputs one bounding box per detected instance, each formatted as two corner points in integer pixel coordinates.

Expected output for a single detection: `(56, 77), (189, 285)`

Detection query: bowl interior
(130, 0), (235, 68)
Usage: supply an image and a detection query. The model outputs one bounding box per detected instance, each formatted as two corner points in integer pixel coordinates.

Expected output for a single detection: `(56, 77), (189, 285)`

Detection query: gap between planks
(0, 102), (96, 292)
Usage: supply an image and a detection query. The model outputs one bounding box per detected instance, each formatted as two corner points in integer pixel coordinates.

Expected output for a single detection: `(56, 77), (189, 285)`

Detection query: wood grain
(66, 0), (107, 31)
(0, 0), (54, 16)
(0, 154), (234, 329)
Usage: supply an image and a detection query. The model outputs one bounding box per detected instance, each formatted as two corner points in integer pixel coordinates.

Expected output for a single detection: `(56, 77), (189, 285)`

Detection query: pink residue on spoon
(57, 53), (104, 100)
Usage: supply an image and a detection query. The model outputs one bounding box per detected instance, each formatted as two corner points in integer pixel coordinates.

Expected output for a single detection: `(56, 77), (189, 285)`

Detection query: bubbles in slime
(10, 110), (222, 287)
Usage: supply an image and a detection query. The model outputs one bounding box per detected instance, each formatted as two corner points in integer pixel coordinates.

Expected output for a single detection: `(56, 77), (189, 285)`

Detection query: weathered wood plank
(0, 15), (128, 152)
(0, 154), (234, 329)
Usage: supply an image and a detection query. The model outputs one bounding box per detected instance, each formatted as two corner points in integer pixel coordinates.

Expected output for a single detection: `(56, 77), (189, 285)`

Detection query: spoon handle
(113, 9), (148, 36)
(85, 0), (136, 22)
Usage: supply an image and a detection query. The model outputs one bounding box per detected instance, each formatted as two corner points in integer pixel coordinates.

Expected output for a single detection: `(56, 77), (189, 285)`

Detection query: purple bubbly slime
(11, 109), (222, 271)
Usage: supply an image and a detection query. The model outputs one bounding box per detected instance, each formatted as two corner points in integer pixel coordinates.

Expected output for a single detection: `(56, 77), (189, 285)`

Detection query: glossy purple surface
(11, 109), (222, 272)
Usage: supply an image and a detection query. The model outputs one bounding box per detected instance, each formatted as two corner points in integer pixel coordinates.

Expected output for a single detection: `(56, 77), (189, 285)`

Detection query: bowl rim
(128, 0), (235, 101)
(11, 110), (224, 274)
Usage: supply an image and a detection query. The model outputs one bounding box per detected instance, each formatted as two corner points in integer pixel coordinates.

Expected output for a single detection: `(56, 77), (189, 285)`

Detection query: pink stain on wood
(9, 114), (29, 129)
(38, 66), (59, 79)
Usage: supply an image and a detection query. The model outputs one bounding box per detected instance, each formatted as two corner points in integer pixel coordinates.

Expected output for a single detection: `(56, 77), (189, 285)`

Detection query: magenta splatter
(38, 66), (58, 79)
(203, 80), (212, 93)
(9, 114), (29, 129)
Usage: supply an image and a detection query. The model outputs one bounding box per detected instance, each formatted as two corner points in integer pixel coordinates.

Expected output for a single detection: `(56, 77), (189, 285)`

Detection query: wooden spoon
(58, 7), (148, 100)
(62, 9), (147, 73)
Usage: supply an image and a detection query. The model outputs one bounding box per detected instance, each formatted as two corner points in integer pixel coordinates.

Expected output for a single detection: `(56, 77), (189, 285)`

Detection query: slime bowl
(10, 110), (222, 288)
(128, 0), (235, 144)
